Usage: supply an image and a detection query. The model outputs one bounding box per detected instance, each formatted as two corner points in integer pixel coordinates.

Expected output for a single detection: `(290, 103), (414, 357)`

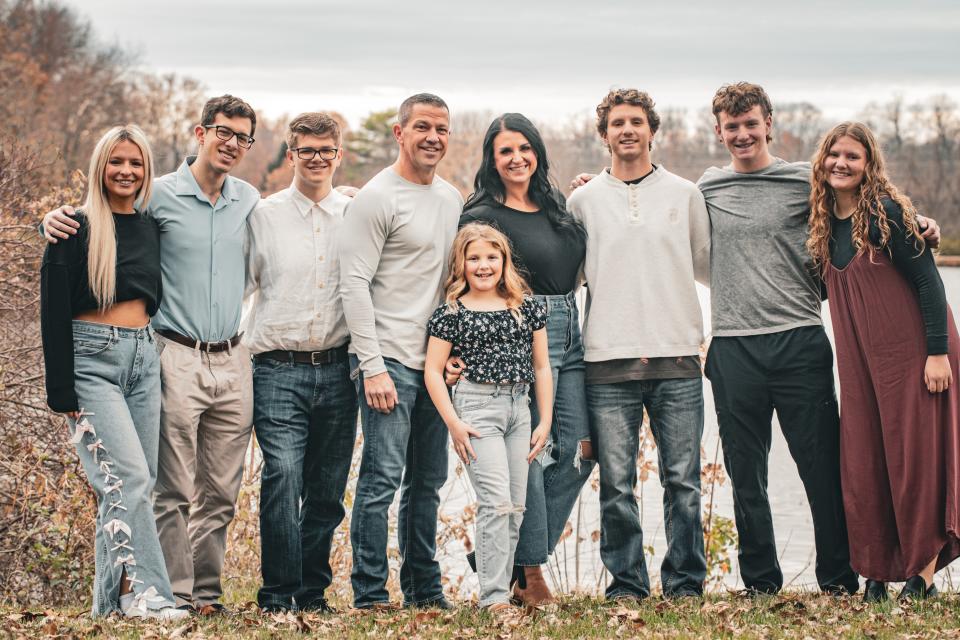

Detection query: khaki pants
(153, 335), (253, 607)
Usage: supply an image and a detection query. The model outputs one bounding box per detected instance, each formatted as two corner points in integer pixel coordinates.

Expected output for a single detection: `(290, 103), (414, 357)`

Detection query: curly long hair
(463, 113), (585, 242)
(807, 121), (921, 272)
(443, 223), (530, 322)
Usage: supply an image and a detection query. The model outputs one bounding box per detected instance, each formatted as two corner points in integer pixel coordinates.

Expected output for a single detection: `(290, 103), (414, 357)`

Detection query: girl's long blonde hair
(83, 125), (154, 309)
(443, 223), (530, 321)
(807, 121), (921, 272)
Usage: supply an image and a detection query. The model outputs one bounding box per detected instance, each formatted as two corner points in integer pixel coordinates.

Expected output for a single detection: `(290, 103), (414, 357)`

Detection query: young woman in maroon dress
(807, 121), (960, 603)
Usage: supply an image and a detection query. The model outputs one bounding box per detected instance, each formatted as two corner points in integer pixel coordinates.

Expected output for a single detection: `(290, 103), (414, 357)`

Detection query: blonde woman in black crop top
(40, 125), (184, 621)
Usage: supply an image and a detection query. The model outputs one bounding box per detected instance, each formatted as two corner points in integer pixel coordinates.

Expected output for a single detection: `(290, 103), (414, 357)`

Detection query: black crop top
(829, 198), (947, 355)
(41, 211), (162, 412)
(459, 202), (586, 296)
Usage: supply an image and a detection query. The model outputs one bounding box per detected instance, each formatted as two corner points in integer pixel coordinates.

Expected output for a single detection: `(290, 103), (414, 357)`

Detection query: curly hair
(711, 82), (773, 143)
(442, 223), (530, 322)
(807, 121), (922, 272)
(595, 88), (661, 151)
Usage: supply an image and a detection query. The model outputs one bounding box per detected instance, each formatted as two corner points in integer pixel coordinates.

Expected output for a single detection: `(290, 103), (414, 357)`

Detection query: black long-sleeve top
(829, 198), (948, 355)
(459, 202), (586, 296)
(41, 212), (162, 412)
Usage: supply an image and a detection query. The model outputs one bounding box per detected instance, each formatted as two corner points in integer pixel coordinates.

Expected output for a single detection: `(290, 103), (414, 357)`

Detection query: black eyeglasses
(204, 125), (255, 148)
(291, 146), (339, 161)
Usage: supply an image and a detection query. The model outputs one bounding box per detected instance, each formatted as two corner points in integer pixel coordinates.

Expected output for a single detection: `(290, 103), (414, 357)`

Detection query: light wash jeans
(453, 379), (531, 607)
(69, 320), (175, 616)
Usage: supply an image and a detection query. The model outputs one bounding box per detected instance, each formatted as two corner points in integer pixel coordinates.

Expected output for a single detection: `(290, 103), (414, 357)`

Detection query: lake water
(432, 267), (960, 596)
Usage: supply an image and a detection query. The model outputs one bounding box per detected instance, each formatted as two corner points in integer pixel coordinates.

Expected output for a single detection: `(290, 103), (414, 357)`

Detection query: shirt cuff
(360, 354), (387, 378)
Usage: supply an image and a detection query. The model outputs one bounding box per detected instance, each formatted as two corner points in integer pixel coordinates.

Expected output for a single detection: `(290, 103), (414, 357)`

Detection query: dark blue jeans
(253, 355), (358, 609)
(349, 356), (449, 608)
(588, 376), (706, 598)
(514, 292), (595, 566)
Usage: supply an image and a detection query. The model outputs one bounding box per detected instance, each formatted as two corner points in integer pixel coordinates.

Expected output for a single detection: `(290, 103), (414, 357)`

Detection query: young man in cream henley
(566, 89), (710, 600)
(242, 112), (356, 613)
(338, 93), (462, 610)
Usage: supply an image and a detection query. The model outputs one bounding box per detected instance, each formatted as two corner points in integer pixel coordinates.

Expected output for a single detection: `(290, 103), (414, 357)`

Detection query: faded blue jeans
(253, 354), (358, 610)
(515, 292), (595, 566)
(69, 321), (175, 616)
(349, 356), (449, 608)
(588, 376), (706, 598)
(454, 380), (531, 607)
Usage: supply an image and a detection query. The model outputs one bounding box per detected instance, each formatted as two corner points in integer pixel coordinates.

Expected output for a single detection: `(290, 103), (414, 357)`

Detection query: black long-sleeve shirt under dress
(828, 198), (948, 355)
(41, 211), (162, 412)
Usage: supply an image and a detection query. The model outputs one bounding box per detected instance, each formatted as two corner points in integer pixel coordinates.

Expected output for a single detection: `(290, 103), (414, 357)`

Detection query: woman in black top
(456, 113), (593, 604)
(808, 121), (960, 603)
(41, 125), (184, 620)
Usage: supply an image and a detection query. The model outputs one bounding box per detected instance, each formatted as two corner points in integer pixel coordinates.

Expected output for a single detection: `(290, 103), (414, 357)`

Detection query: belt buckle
(310, 351), (325, 365)
(205, 340), (224, 353)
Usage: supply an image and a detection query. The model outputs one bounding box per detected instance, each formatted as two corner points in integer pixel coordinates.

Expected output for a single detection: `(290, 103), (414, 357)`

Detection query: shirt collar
(287, 182), (345, 218)
(174, 156), (239, 207)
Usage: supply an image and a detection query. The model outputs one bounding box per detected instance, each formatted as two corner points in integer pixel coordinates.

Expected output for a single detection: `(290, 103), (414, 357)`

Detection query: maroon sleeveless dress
(825, 249), (960, 581)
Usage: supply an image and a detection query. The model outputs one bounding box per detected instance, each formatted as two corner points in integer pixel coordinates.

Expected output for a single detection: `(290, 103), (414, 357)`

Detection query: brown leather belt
(157, 329), (242, 353)
(255, 344), (349, 366)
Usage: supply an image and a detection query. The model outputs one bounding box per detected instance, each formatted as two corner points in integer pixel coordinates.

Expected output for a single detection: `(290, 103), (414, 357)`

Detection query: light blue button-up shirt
(149, 156), (260, 341)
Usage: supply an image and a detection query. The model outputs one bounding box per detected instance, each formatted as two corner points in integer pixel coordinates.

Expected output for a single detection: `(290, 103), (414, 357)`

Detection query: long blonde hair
(83, 125), (154, 309)
(443, 223), (530, 321)
(807, 121), (921, 272)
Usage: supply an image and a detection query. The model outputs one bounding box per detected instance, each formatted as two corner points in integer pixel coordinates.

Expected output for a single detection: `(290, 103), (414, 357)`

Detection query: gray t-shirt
(697, 158), (821, 336)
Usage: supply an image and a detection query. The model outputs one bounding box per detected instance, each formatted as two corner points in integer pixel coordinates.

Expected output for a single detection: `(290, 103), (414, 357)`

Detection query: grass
(4, 590), (960, 639)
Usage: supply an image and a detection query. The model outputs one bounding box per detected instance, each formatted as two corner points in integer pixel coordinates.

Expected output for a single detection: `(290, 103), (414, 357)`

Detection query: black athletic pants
(704, 325), (858, 594)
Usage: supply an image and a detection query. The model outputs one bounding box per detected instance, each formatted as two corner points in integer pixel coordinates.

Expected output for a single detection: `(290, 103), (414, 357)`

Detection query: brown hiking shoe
(510, 565), (556, 606)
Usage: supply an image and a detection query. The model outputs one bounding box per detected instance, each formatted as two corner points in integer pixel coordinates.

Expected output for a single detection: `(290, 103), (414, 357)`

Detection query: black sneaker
(863, 580), (888, 603)
(299, 598), (336, 614)
(897, 576), (938, 602)
(260, 603), (292, 614)
(409, 598), (454, 610)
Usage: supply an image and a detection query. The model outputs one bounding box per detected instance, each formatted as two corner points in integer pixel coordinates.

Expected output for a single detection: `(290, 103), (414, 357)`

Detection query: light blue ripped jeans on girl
(68, 320), (175, 616)
(453, 379), (532, 607)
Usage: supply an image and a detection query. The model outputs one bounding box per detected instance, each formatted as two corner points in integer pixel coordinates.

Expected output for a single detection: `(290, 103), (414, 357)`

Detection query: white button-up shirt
(242, 184), (350, 354)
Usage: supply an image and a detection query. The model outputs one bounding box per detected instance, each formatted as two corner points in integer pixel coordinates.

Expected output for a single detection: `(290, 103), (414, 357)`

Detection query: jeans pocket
(455, 393), (495, 413)
(73, 335), (113, 357)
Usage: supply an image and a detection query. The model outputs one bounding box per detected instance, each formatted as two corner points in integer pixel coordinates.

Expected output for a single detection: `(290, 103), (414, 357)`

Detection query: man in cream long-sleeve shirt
(567, 89), (710, 601)
(338, 93), (462, 610)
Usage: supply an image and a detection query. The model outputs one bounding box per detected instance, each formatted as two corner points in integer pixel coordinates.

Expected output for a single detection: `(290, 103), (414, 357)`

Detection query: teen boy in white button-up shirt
(242, 112), (357, 614)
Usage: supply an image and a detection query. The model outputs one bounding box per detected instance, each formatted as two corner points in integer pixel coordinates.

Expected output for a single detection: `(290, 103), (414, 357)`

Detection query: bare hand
(335, 185), (359, 198)
(924, 354), (952, 393)
(363, 371), (398, 414)
(528, 423), (550, 464)
(444, 356), (466, 387)
(569, 173), (596, 191)
(43, 205), (79, 244)
(918, 215), (941, 249)
(449, 419), (480, 464)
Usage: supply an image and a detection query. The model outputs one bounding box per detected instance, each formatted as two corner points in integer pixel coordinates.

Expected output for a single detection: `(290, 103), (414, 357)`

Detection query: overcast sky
(67, 0), (960, 127)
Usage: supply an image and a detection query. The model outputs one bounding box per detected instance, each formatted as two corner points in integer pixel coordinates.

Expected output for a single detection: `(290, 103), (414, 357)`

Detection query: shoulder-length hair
(443, 223), (530, 322)
(463, 113), (585, 241)
(83, 125), (154, 309)
(807, 121), (921, 272)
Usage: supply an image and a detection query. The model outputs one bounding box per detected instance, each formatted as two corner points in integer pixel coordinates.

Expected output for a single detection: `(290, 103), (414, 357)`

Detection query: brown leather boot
(510, 565), (556, 606)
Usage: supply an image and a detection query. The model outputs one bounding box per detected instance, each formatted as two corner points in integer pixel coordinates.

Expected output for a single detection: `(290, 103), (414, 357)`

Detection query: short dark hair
(200, 94), (257, 136)
(712, 82), (773, 141)
(595, 89), (661, 151)
(286, 112), (342, 149)
(398, 93), (448, 127)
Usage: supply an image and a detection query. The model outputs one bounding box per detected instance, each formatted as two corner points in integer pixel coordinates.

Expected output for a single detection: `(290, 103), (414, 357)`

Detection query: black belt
(255, 344), (349, 365)
(157, 329), (241, 353)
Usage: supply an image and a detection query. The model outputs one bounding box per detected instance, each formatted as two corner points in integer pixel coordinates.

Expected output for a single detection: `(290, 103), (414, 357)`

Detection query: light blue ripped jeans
(453, 379), (531, 607)
(68, 320), (175, 616)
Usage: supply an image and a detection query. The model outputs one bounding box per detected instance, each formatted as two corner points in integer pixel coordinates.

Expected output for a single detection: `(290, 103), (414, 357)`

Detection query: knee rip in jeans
(70, 408), (167, 613)
(491, 502), (526, 516)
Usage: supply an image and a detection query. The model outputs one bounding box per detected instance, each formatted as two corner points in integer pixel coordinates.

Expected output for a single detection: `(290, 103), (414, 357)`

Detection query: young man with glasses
(242, 112), (356, 614)
(43, 95), (261, 615)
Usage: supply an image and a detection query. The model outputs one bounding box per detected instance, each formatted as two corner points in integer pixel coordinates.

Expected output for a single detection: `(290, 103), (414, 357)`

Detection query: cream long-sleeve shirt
(242, 184), (351, 354)
(567, 167), (711, 361)
(338, 167), (462, 376)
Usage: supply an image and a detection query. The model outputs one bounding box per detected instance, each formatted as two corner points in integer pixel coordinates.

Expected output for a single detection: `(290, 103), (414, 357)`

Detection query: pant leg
(588, 380), (651, 599)
(252, 357), (312, 609)
(153, 336), (208, 607)
(298, 360), (358, 605)
(191, 344), (254, 606)
(398, 369), (449, 606)
(645, 377), (706, 596)
(349, 357), (416, 608)
(71, 324), (174, 616)
(705, 336), (780, 593)
(505, 389), (532, 579)
(768, 326), (858, 593)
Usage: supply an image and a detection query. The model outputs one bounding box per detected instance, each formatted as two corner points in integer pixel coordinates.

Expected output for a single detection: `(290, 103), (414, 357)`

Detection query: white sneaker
(122, 603), (190, 621)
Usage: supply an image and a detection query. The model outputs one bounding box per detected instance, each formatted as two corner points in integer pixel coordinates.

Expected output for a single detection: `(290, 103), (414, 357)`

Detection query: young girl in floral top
(424, 223), (552, 611)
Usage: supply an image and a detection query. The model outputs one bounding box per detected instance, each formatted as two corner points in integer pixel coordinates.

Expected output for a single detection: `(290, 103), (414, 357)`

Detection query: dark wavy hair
(463, 113), (585, 240)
